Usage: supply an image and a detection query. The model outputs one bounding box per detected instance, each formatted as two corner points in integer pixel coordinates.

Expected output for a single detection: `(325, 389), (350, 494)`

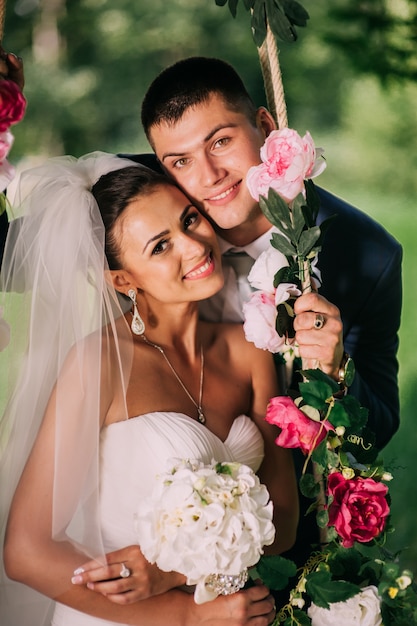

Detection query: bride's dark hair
(92, 166), (176, 270)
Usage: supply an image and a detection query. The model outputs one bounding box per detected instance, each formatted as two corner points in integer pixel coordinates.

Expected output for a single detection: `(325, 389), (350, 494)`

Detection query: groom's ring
(313, 313), (325, 330)
(119, 563), (131, 578)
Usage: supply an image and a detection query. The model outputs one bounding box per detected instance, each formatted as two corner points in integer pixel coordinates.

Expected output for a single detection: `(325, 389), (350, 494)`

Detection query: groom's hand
(0, 48), (24, 89)
(293, 291), (344, 379)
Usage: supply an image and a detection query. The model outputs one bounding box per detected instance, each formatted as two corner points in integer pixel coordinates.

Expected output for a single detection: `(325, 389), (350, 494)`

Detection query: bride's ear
(106, 269), (136, 295)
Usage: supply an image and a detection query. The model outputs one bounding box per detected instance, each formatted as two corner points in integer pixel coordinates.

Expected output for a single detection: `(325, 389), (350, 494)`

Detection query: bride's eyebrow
(143, 229), (169, 253)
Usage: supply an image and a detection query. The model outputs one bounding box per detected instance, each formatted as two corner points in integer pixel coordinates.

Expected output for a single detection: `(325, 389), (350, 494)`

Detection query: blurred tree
(2, 0), (417, 159)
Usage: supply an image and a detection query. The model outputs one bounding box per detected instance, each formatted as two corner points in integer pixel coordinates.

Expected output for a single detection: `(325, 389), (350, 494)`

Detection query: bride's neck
(139, 299), (203, 356)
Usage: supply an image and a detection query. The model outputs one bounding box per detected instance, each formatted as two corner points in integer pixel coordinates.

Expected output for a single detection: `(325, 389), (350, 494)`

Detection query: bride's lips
(205, 180), (241, 205)
(183, 253), (215, 280)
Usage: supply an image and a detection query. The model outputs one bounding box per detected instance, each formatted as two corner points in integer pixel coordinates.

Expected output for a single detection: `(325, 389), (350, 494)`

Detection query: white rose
(308, 585), (382, 626)
(247, 246), (288, 291)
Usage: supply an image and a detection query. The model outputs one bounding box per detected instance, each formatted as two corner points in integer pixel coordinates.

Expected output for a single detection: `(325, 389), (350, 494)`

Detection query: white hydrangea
(135, 458), (275, 604)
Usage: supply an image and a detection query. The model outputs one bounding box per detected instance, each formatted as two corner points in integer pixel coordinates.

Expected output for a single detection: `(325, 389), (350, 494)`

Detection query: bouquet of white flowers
(135, 458), (275, 604)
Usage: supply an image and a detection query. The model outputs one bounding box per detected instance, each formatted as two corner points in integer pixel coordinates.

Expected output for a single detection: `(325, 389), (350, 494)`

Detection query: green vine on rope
(214, 0), (310, 45)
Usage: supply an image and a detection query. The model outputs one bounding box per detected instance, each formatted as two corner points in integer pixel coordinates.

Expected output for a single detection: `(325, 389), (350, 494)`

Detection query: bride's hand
(191, 581), (276, 626)
(71, 544), (186, 603)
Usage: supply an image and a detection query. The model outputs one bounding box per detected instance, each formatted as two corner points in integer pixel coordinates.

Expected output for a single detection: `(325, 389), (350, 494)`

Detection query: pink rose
(265, 395), (333, 454)
(243, 290), (286, 353)
(243, 282), (301, 353)
(0, 80), (26, 132)
(327, 473), (390, 548)
(246, 128), (326, 203)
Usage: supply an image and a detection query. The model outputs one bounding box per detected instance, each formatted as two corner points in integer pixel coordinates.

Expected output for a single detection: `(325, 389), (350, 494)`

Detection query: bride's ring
(313, 313), (325, 330)
(119, 563), (131, 578)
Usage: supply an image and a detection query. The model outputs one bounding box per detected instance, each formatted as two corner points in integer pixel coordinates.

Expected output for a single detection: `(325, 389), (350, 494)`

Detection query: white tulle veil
(0, 152), (144, 625)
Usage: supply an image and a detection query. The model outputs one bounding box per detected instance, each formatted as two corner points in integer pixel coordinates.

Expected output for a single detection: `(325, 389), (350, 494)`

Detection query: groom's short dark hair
(141, 57), (257, 143)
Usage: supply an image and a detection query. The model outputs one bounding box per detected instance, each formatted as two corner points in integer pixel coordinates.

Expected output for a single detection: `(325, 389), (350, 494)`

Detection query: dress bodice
(52, 412), (264, 626)
(98, 412), (264, 550)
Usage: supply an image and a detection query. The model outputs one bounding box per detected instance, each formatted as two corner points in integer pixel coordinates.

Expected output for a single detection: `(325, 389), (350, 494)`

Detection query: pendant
(197, 408), (206, 424)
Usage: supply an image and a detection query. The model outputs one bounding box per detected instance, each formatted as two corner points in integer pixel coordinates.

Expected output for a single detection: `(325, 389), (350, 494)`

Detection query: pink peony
(243, 281), (300, 353)
(265, 395), (333, 454)
(0, 80), (26, 132)
(327, 472), (390, 548)
(246, 128), (326, 203)
(243, 290), (286, 353)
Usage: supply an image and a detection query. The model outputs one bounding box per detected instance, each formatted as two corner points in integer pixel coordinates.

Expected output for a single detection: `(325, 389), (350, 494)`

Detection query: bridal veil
(0, 152), (142, 625)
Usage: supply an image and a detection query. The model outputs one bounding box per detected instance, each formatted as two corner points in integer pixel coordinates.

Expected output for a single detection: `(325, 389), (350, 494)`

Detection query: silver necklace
(141, 335), (205, 424)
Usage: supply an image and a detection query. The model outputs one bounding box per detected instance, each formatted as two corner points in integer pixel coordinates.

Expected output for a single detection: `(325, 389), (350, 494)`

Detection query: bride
(0, 153), (298, 625)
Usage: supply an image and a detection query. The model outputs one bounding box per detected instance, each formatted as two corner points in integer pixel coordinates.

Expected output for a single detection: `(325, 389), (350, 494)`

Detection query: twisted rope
(0, 0), (6, 44)
(257, 22), (288, 129)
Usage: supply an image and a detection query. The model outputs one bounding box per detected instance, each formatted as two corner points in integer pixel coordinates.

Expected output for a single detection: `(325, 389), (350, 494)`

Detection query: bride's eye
(151, 239), (168, 255)
(184, 211), (199, 230)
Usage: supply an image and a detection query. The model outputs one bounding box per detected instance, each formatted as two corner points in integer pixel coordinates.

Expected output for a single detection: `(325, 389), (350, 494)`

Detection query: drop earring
(128, 288), (145, 335)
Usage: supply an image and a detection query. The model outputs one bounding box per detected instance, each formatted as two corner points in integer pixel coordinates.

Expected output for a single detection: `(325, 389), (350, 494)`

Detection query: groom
(134, 56), (402, 569)
(137, 56), (401, 447)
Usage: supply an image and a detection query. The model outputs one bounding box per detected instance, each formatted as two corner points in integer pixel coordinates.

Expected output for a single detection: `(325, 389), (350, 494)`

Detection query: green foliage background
(2, 0), (417, 569)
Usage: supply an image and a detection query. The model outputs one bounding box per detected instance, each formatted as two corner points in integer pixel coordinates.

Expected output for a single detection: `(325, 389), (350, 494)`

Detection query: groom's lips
(205, 180), (241, 206)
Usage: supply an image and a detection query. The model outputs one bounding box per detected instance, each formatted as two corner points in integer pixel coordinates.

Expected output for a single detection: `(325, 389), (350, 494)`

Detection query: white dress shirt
(200, 227), (276, 323)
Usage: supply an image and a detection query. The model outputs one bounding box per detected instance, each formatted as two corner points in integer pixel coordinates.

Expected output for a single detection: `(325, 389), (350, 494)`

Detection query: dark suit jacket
(0, 154), (402, 449)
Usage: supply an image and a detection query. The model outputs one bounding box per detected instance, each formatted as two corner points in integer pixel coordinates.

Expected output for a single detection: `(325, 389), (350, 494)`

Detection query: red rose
(265, 395), (333, 454)
(0, 80), (26, 132)
(327, 472), (390, 548)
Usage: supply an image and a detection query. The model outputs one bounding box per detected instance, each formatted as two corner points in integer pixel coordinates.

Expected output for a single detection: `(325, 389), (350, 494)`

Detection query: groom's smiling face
(149, 94), (275, 245)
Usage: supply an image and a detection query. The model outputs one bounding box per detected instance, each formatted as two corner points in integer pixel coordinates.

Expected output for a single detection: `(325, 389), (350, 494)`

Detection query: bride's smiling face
(113, 183), (224, 303)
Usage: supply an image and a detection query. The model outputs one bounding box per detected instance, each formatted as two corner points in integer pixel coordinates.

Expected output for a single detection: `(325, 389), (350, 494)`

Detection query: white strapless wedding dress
(52, 412), (264, 625)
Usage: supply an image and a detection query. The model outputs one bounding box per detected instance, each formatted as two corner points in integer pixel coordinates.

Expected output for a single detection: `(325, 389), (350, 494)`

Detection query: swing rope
(0, 0), (6, 44)
(257, 21), (288, 129)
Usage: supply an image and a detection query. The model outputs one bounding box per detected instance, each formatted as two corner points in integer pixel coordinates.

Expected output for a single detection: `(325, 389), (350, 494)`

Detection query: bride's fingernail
(87, 582), (94, 590)
(71, 575), (83, 584)
(73, 567), (85, 575)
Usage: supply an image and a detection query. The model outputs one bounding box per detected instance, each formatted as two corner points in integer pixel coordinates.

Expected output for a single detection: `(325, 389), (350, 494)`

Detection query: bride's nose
(178, 232), (207, 259)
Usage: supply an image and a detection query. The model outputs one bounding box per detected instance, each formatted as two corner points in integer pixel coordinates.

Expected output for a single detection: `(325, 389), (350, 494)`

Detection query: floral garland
(243, 128), (417, 625)
(0, 75), (26, 352)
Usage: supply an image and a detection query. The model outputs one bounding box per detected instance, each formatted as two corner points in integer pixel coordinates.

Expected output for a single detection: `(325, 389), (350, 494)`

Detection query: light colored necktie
(222, 250), (255, 308)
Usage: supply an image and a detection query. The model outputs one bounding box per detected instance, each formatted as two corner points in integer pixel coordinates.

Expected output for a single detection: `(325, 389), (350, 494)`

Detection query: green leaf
(297, 225), (321, 257)
(266, 0), (297, 42)
(311, 437), (329, 468)
(251, 0), (267, 46)
(300, 472), (320, 498)
(316, 508), (329, 528)
(273, 264), (299, 287)
(306, 569), (361, 608)
(227, 0), (239, 17)
(299, 380), (334, 409)
(270, 231), (297, 256)
(290, 195), (306, 240)
(255, 554), (297, 590)
(282, 0), (309, 27)
(328, 545), (365, 579)
(276, 300), (296, 338)
(327, 401), (352, 428)
(301, 368), (340, 392)
(260, 189), (294, 232)
(303, 179), (320, 224)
